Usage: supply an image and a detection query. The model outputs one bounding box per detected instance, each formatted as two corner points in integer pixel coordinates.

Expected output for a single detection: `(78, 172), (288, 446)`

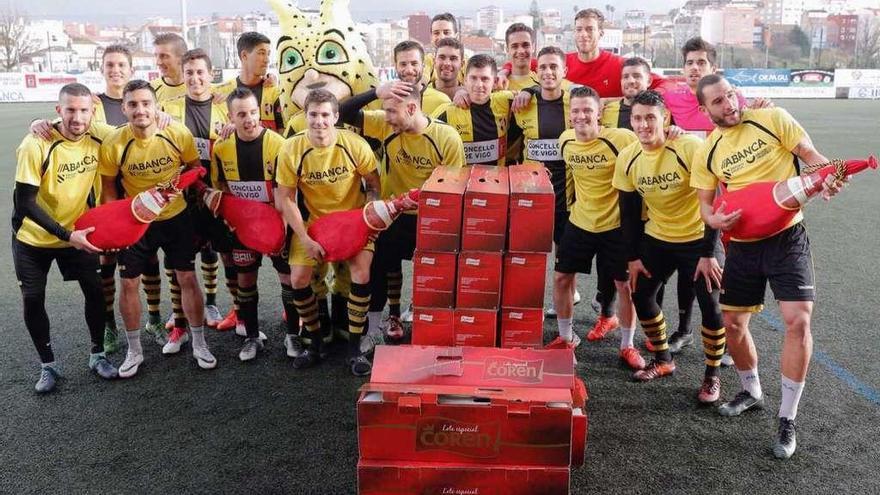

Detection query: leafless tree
(0, 9), (39, 71)
(854, 16), (880, 69)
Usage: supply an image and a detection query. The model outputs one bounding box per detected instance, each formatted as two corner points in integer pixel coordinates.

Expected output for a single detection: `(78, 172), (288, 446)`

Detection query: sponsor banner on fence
(834, 69), (880, 88)
(847, 86), (880, 99)
(790, 69), (834, 86)
(738, 85), (836, 99)
(724, 68), (791, 87)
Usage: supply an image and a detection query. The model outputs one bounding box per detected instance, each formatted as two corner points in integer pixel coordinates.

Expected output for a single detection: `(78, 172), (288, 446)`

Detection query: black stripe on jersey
(422, 134), (443, 161)
(119, 139), (136, 171)
(536, 94), (566, 140)
(705, 136), (723, 175)
(616, 103), (633, 131)
(335, 143), (357, 169)
(560, 138), (575, 156)
(89, 135), (104, 145)
(157, 133), (182, 155)
(625, 150), (643, 176)
(233, 129), (268, 182)
(40, 141), (64, 176)
(469, 102), (501, 141)
(597, 137), (620, 156)
(744, 119), (801, 175)
(382, 133), (400, 175)
(297, 148), (315, 178)
(665, 146), (689, 172)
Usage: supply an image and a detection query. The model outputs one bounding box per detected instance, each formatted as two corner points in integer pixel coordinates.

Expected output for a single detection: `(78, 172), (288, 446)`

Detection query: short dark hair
(696, 74), (725, 106)
(682, 37), (717, 66)
(537, 46), (566, 65)
(182, 48), (212, 70)
(569, 85), (601, 106)
(304, 88), (339, 112)
(59, 82), (91, 100)
(505, 23), (534, 46)
(102, 44), (132, 66)
(226, 87), (257, 110)
(394, 40), (425, 63)
(466, 54), (497, 74)
(631, 89), (666, 110)
(237, 31), (271, 58)
(436, 37), (463, 58)
(123, 79), (156, 100)
(575, 8), (604, 25)
(153, 33), (187, 56)
(623, 57), (651, 74)
(431, 13), (458, 33)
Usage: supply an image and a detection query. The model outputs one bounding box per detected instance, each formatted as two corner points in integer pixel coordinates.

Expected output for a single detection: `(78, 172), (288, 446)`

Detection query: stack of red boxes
(412, 164), (555, 349)
(357, 345), (588, 494)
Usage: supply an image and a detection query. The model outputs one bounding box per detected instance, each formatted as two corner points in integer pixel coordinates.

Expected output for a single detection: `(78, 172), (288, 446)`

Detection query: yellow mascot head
(269, 0), (379, 122)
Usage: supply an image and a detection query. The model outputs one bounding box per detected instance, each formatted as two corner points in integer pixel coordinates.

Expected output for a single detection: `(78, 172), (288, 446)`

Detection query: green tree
(789, 26), (811, 57)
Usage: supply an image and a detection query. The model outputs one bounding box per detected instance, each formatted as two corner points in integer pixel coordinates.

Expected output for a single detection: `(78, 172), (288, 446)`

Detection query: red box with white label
(358, 460), (570, 494)
(453, 308), (498, 347)
(417, 166), (470, 252)
(508, 164), (555, 253)
(501, 252), (548, 308)
(462, 165), (510, 252)
(412, 250), (457, 308)
(411, 308), (455, 346)
(500, 308), (544, 349)
(457, 252), (503, 310)
(357, 382), (575, 466)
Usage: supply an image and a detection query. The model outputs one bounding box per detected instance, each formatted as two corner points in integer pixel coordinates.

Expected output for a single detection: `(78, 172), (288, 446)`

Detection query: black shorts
(190, 202), (236, 254)
(555, 222), (628, 281)
(553, 209), (568, 246)
(720, 223), (814, 311)
(374, 213), (417, 270)
(119, 210), (197, 278)
(638, 234), (719, 285)
(12, 237), (100, 297)
(231, 228), (292, 275)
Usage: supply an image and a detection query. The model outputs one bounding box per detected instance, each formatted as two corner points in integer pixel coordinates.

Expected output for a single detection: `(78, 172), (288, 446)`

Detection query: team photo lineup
(9, 1), (879, 491)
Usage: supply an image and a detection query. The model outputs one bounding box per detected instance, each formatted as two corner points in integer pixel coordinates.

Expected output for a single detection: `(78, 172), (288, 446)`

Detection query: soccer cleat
(697, 375), (722, 404)
(384, 315), (405, 340)
(667, 331), (694, 354)
(545, 334), (582, 350)
(590, 292), (601, 314)
(720, 353), (735, 367)
(361, 325), (385, 355)
(573, 289), (582, 306)
(205, 305), (223, 327)
(587, 315), (619, 341)
(632, 359), (676, 382)
(400, 304), (414, 323)
(293, 349), (319, 369)
(165, 313), (175, 330)
(35, 366), (60, 393)
(238, 338), (263, 362)
(144, 320), (166, 345)
(284, 334), (305, 359)
(162, 327), (190, 355)
(619, 347), (646, 370)
(772, 418), (798, 459)
(216, 309), (237, 331)
(349, 354), (373, 376)
(118, 350), (144, 378)
(89, 354), (118, 380)
(103, 325), (119, 354)
(192, 345), (217, 369)
(718, 390), (764, 417)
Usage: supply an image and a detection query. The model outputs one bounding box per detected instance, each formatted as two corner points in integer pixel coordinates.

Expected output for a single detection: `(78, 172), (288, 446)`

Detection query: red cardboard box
(454, 309), (498, 347)
(572, 407), (587, 468)
(357, 383), (575, 466)
(358, 460), (570, 494)
(457, 252), (503, 310)
(500, 308), (545, 349)
(370, 345), (576, 390)
(412, 251), (457, 308)
(508, 164), (555, 253)
(462, 165), (510, 252)
(417, 166), (470, 252)
(412, 308), (455, 346)
(501, 252), (548, 308)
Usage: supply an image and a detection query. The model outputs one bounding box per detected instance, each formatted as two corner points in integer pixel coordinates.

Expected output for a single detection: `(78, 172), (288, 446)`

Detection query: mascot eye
(316, 40), (348, 65)
(279, 47), (304, 73)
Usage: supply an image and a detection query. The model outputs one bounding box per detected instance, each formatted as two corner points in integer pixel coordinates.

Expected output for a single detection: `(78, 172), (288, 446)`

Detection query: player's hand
(377, 81), (413, 101)
(453, 88), (471, 109)
(821, 173), (848, 201)
(303, 236), (325, 262)
(156, 111), (173, 129)
(202, 188), (223, 216)
(665, 125), (684, 140)
(494, 70), (510, 91)
(627, 259), (651, 293)
(263, 73), (278, 87)
(69, 227), (102, 254)
(694, 256), (723, 292)
(219, 123), (236, 140)
(707, 201), (742, 231)
(511, 90), (532, 113)
(399, 191), (419, 210)
(30, 119), (54, 140)
(212, 92), (227, 104)
(748, 97), (774, 109)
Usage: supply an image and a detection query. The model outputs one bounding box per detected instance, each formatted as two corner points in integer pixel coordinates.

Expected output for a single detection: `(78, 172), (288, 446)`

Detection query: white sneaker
(205, 304), (223, 327)
(192, 345), (217, 369)
(401, 304), (414, 323)
(284, 334), (305, 358)
(119, 350), (144, 378)
(162, 327), (190, 355)
(239, 338), (263, 362)
(720, 353), (735, 367)
(360, 325), (385, 355)
(573, 290), (582, 305)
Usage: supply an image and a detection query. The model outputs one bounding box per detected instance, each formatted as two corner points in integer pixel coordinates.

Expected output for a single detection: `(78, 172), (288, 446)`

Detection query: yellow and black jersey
(94, 93), (127, 126)
(276, 129), (377, 220)
(150, 76), (187, 103)
(13, 123), (113, 248)
(161, 96), (229, 177)
(613, 134), (705, 243)
(432, 91), (515, 167)
(514, 90), (571, 213)
(361, 112), (465, 206)
(421, 86), (452, 115)
(601, 99), (672, 130)
(560, 127), (638, 233)
(98, 121), (199, 221)
(212, 129), (286, 204)
(214, 77), (284, 131)
(507, 72), (540, 93)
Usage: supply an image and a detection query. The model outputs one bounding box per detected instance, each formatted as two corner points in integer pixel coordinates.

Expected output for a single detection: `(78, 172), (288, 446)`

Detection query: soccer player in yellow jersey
(93, 45), (135, 126)
(276, 89), (381, 376)
(99, 79), (217, 378)
(423, 13), (467, 87)
(150, 33), (188, 103)
(340, 82), (465, 350)
(548, 86), (645, 372)
(429, 38), (464, 100)
(503, 23), (539, 93)
(13, 83), (118, 392)
(393, 41), (451, 115)
(208, 87), (291, 362)
(613, 90), (727, 404)
(213, 32), (284, 131)
(691, 75), (844, 458)
(433, 54), (514, 167)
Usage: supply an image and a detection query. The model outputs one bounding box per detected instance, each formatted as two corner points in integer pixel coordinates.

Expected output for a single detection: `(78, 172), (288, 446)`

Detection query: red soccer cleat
(545, 334), (582, 350)
(697, 375), (722, 404)
(216, 309), (237, 331)
(587, 315), (619, 341)
(632, 360), (676, 382)
(619, 347), (646, 370)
